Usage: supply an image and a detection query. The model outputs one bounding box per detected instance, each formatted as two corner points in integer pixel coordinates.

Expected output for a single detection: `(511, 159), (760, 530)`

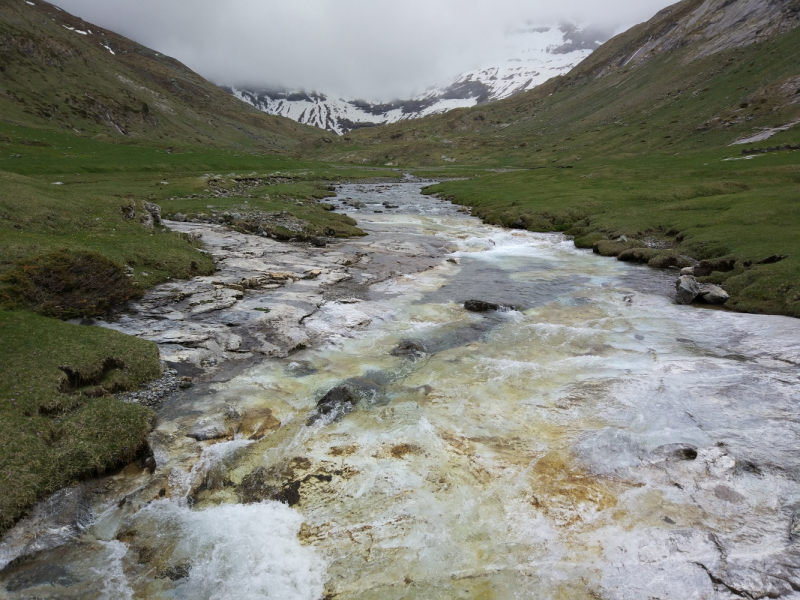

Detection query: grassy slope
(0, 0), (327, 149)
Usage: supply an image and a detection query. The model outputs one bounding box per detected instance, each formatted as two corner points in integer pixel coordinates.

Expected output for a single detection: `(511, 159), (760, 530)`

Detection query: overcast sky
(55, 0), (676, 100)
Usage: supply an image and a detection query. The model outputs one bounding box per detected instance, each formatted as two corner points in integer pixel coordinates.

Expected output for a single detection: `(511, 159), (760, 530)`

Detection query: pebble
(117, 366), (182, 407)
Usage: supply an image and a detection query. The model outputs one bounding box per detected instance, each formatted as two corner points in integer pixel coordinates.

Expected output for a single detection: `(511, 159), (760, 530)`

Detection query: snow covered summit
(227, 24), (610, 134)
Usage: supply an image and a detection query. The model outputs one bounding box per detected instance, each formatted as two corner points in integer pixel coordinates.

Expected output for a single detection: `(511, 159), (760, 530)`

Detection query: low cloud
(54, 0), (675, 100)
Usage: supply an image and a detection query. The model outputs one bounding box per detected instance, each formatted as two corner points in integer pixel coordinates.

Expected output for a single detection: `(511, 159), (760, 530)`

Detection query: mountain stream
(2, 182), (800, 599)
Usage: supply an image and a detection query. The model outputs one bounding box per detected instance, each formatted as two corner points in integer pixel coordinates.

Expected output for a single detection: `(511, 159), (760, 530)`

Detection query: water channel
(2, 182), (800, 599)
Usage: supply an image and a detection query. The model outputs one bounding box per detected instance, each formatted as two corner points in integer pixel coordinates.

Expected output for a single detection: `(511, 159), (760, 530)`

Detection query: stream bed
(2, 182), (800, 599)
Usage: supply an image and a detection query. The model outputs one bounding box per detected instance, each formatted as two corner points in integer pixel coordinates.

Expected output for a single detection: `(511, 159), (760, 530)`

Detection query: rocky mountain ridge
(229, 24), (612, 134)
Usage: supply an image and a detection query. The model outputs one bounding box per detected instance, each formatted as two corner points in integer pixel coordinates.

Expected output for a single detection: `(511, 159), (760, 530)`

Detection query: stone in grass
(698, 284), (730, 305)
(675, 275), (701, 305)
(648, 253), (697, 269)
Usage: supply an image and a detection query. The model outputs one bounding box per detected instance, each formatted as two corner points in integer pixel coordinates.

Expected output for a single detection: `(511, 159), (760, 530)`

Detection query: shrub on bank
(0, 250), (142, 319)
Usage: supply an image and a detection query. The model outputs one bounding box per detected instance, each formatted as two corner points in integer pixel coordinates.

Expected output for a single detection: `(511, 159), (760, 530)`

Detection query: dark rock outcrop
(307, 386), (360, 425)
(693, 258), (737, 277)
(464, 300), (520, 312)
(391, 339), (428, 357)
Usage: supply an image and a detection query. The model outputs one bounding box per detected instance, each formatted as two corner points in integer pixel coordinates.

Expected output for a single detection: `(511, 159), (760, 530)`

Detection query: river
(2, 181), (800, 599)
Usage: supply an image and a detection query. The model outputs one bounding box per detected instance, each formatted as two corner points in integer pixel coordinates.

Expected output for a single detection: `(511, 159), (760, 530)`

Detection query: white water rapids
(2, 182), (800, 599)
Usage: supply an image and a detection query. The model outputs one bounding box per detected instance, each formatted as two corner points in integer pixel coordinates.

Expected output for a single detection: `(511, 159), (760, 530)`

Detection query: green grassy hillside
(0, 0), (327, 149)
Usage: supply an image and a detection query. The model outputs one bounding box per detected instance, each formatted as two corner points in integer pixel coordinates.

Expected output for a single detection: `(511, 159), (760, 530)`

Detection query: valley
(0, 0), (799, 597)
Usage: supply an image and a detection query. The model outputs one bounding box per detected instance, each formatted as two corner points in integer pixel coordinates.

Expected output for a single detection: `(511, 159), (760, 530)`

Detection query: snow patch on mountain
(229, 24), (610, 134)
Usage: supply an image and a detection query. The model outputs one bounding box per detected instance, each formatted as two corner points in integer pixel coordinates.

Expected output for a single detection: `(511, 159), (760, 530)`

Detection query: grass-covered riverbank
(0, 310), (158, 533)
(0, 125), (401, 533)
(424, 142), (800, 317)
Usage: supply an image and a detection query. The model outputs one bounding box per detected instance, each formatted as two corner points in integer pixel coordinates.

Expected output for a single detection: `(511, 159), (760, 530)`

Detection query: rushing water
(2, 182), (800, 599)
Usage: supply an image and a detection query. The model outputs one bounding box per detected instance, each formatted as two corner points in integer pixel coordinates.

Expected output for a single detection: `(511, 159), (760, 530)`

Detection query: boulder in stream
(698, 284), (730, 305)
(675, 275), (700, 305)
(391, 339), (428, 358)
(464, 299), (519, 312)
(307, 386), (360, 425)
(187, 417), (230, 441)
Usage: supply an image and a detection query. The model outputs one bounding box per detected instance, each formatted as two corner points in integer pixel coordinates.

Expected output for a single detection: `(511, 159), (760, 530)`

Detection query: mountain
(312, 0), (800, 163)
(229, 24), (611, 135)
(0, 0), (325, 149)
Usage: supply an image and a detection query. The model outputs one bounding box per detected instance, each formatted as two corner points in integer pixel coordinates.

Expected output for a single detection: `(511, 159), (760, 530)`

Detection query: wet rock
(157, 564), (191, 581)
(117, 366), (181, 407)
(187, 417), (229, 441)
(791, 514), (800, 539)
(464, 299), (519, 312)
(179, 376), (193, 389)
(0, 487), (93, 571)
(307, 386), (359, 425)
(698, 284), (730, 305)
(4, 564), (78, 592)
(391, 339), (428, 357)
(284, 361), (317, 378)
(713, 484), (746, 504)
(675, 275), (700, 305)
(244, 407), (281, 441)
(652, 443), (699, 462)
(310, 237), (327, 248)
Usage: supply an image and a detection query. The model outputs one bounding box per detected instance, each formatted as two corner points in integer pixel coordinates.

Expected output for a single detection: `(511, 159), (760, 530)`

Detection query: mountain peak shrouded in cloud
(52, 0), (675, 101)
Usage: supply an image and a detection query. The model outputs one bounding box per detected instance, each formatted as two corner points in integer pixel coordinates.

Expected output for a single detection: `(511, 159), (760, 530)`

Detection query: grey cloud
(53, 0), (676, 100)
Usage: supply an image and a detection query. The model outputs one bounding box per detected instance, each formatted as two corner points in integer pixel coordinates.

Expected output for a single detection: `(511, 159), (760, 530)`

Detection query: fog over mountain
(53, 0), (675, 101)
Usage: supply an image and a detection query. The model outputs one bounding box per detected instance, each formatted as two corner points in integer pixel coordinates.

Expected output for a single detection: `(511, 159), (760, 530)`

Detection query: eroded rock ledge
(93, 219), (447, 394)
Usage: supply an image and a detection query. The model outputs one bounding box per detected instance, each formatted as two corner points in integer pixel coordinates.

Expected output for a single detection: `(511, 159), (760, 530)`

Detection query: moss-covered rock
(574, 232), (605, 249)
(617, 247), (663, 263)
(593, 239), (647, 257)
(648, 252), (696, 269)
